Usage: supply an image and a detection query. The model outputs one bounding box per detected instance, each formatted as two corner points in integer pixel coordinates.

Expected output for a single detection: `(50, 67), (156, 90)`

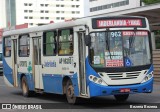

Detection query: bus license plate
(120, 88), (130, 93)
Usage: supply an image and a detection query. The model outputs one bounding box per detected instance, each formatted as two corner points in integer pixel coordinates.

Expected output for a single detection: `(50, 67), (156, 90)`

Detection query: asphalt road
(0, 75), (160, 112)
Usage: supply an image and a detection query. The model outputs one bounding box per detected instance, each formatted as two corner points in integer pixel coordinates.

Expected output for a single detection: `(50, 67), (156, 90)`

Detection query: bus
(3, 16), (153, 104)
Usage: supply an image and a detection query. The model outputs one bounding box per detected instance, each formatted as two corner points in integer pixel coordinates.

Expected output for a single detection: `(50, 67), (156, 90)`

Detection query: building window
(43, 31), (57, 56)
(61, 11), (65, 13)
(19, 35), (30, 57)
(56, 5), (60, 7)
(45, 17), (49, 19)
(72, 5), (75, 7)
(90, 0), (129, 12)
(29, 17), (33, 19)
(24, 10), (28, 13)
(76, 5), (79, 8)
(45, 4), (49, 7)
(29, 3), (32, 6)
(61, 5), (64, 7)
(45, 11), (49, 13)
(61, 17), (64, 20)
(40, 4), (44, 6)
(24, 16), (28, 19)
(41, 10), (44, 13)
(58, 29), (73, 55)
(72, 11), (75, 14)
(4, 37), (11, 57)
(29, 23), (33, 25)
(29, 10), (33, 13)
(56, 17), (60, 20)
(24, 3), (27, 6)
(56, 11), (60, 13)
(41, 17), (44, 19)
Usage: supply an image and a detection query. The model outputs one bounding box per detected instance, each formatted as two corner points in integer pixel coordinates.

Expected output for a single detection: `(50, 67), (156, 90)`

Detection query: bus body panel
(3, 58), (13, 86)
(89, 77), (153, 97)
(42, 73), (79, 96)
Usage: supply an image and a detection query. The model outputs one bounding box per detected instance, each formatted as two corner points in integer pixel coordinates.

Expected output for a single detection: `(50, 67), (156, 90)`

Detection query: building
(0, 0), (6, 28)
(16, 0), (86, 27)
(0, 0), (86, 28)
(89, 0), (141, 16)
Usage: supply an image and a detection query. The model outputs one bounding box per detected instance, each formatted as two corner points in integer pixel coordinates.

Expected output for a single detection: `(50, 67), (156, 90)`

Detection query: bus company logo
(2, 104), (11, 109)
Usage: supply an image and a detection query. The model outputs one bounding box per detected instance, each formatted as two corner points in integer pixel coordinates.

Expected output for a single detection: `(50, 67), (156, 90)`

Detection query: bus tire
(114, 94), (129, 102)
(21, 76), (32, 97)
(66, 80), (77, 104)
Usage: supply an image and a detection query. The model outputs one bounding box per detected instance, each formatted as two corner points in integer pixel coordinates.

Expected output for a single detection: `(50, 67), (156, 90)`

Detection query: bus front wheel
(66, 80), (77, 104)
(114, 94), (129, 102)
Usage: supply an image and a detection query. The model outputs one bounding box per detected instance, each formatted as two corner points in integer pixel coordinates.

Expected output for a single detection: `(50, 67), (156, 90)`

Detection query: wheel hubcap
(67, 85), (74, 99)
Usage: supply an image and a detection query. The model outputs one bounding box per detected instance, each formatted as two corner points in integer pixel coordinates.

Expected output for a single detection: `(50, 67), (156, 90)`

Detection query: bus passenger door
(32, 37), (42, 89)
(78, 32), (87, 95)
(12, 39), (18, 87)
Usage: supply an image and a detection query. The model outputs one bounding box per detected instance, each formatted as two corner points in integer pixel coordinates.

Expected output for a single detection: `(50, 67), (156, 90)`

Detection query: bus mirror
(85, 35), (91, 46)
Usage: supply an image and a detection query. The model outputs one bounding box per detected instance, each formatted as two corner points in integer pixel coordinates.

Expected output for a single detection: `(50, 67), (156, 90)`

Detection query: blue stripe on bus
(17, 73), (35, 91)
(3, 58), (13, 85)
(42, 73), (79, 96)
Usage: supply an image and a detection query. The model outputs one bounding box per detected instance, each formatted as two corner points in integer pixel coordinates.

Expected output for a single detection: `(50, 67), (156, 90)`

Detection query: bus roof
(3, 15), (146, 37)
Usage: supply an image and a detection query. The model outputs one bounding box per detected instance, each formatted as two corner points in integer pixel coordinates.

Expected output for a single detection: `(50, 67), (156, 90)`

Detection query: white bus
(3, 16), (153, 104)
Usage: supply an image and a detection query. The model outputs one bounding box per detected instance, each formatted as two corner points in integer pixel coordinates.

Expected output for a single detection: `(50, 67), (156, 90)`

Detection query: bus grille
(107, 71), (141, 80)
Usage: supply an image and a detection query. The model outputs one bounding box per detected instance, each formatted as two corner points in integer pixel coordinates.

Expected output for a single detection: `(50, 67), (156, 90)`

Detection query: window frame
(18, 34), (30, 57)
(58, 28), (74, 56)
(43, 31), (57, 56)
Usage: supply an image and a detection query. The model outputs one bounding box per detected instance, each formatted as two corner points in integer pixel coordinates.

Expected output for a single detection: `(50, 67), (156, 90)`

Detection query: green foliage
(154, 30), (160, 35)
(156, 37), (160, 49)
(142, 0), (160, 4)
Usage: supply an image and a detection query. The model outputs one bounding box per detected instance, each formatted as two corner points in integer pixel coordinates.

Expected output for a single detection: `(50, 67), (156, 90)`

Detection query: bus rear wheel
(114, 94), (129, 102)
(21, 76), (32, 97)
(66, 80), (77, 104)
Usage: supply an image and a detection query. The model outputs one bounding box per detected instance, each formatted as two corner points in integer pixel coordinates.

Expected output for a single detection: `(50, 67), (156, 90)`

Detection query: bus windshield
(89, 31), (151, 68)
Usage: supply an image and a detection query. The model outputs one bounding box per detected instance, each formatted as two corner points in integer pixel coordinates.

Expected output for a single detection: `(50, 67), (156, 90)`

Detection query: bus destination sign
(92, 17), (146, 29)
(97, 19), (142, 28)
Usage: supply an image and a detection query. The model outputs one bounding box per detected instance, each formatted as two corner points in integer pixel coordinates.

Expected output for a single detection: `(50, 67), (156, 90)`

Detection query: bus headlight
(89, 75), (107, 86)
(93, 77), (98, 82)
(141, 72), (153, 83)
(98, 79), (103, 84)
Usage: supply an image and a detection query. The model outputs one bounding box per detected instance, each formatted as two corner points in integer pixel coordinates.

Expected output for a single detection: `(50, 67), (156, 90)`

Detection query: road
(0, 75), (160, 112)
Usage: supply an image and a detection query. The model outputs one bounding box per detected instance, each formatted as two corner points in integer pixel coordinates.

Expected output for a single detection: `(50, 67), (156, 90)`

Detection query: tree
(142, 0), (160, 5)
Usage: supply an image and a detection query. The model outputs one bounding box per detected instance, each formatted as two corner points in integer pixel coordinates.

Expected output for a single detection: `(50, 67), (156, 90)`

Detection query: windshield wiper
(128, 30), (136, 54)
(105, 32), (112, 60)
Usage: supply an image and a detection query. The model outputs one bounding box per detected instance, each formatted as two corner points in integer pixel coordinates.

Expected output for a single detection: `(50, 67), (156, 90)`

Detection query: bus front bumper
(89, 78), (153, 97)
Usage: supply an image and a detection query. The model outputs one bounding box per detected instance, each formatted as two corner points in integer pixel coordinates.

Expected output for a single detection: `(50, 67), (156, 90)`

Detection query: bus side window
(58, 28), (73, 55)
(4, 37), (11, 57)
(19, 35), (30, 57)
(43, 31), (57, 56)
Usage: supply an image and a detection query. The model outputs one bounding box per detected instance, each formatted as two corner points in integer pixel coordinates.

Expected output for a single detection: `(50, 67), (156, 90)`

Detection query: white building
(16, 0), (86, 27)
(89, 0), (141, 16)
(0, 0), (6, 28)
